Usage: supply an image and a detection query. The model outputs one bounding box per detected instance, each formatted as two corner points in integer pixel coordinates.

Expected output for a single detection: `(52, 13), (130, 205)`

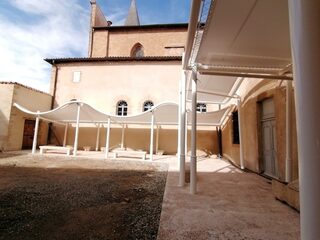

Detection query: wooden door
(260, 98), (278, 178)
(22, 120), (36, 149)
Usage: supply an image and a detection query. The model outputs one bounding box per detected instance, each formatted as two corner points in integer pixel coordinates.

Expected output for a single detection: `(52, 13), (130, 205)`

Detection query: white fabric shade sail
(186, 74), (242, 104)
(14, 101), (178, 125)
(187, 106), (233, 126)
(181, 0), (295, 195)
(14, 101), (231, 127)
(194, 0), (292, 76)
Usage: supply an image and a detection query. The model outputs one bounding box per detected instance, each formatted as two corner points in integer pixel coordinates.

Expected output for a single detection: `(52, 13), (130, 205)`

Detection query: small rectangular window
(73, 71), (81, 83)
(232, 111), (240, 144)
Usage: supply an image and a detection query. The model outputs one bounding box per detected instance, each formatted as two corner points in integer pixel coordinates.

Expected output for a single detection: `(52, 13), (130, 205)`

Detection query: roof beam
(198, 70), (293, 80)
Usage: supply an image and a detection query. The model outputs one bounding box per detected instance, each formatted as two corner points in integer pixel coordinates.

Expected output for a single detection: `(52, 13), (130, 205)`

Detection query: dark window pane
(232, 111), (240, 144)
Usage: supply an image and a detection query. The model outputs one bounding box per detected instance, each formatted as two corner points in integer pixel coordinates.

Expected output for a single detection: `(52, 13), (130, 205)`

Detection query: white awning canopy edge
(13, 101), (180, 125)
(14, 100), (232, 127)
(187, 105), (234, 126)
(186, 74), (244, 104)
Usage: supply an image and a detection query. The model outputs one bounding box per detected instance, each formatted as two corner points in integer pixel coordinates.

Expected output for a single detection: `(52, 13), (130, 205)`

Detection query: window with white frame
(73, 71), (81, 83)
(143, 101), (154, 111)
(117, 101), (128, 116)
(196, 103), (207, 112)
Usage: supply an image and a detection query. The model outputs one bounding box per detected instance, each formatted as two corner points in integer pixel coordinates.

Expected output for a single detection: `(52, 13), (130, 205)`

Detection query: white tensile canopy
(184, 1), (320, 238)
(14, 100), (232, 160)
(186, 74), (242, 104)
(181, 0), (294, 195)
(190, 0), (292, 77)
(14, 101), (180, 125)
(14, 101), (231, 126)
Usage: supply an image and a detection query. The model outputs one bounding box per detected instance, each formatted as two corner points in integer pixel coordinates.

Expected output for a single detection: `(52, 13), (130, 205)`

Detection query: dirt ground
(0, 153), (168, 240)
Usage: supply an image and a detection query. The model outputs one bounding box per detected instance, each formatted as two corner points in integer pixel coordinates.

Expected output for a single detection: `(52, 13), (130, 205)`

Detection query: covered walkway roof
(185, 0), (292, 78)
(180, 0), (295, 196)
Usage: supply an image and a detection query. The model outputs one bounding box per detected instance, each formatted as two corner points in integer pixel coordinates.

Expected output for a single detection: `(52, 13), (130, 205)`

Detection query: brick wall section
(91, 31), (109, 57)
(91, 28), (187, 58)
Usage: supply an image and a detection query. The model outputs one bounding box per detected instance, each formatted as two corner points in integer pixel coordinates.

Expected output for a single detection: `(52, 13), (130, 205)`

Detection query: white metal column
(63, 123), (68, 147)
(95, 123), (101, 151)
(285, 80), (292, 183)
(178, 75), (182, 158)
(289, 1), (320, 239)
(237, 98), (245, 169)
(105, 118), (111, 159)
(179, 71), (187, 186)
(121, 124), (125, 149)
(190, 70), (197, 194)
(150, 112), (155, 161)
(156, 126), (160, 154)
(32, 112), (40, 154)
(73, 104), (81, 157)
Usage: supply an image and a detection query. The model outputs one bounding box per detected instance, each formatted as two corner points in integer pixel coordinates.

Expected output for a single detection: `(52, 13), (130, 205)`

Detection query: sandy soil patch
(0, 153), (168, 240)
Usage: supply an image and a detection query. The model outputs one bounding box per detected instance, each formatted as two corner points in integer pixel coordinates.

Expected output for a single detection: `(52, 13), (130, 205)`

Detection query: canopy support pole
(185, 113), (188, 157)
(105, 118), (111, 159)
(149, 112), (155, 161)
(285, 80), (292, 183)
(179, 70), (187, 186)
(32, 112), (40, 154)
(63, 123), (68, 147)
(121, 124), (125, 149)
(289, 1), (320, 238)
(73, 104), (81, 157)
(178, 76), (182, 158)
(190, 70), (197, 194)
(237, 99), (245, 169)
(156, 125), (159, 154)
(95, 123), (101, 151)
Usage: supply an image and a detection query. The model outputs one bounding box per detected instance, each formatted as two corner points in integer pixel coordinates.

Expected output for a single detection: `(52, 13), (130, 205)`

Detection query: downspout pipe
(47, 62), (59, 145)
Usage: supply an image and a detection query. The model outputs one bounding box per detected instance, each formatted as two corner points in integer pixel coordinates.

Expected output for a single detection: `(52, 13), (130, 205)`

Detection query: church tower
(88, 0), (112, 57)
(124, 0), (140, 26)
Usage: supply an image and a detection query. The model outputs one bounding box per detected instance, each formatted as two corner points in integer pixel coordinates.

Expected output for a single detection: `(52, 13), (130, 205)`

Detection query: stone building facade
(45, 0), (217, 154)
(0, 82), (52, 151)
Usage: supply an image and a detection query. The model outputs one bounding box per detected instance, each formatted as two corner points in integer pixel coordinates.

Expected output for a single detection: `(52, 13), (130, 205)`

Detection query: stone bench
(113, 150), (147, 160)
(39, 146), (73, 156)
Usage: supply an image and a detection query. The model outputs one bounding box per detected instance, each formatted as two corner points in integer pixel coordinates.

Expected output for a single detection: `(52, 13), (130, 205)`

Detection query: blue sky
(0, 0), (191, 92)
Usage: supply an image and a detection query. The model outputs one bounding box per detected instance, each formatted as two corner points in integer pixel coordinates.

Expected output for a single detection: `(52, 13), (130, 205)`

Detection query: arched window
(131, 43), (144, 58)
(117, 100), (128, 116)
(143, 101), (154, 111)
(196, 103), (207, 113)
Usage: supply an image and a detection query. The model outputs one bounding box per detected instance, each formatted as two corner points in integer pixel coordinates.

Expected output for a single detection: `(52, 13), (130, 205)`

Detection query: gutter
(183, 0), (202, 70)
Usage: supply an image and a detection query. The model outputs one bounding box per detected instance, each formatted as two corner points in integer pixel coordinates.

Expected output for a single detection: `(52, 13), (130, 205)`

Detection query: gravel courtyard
(0, 152), (167, 240)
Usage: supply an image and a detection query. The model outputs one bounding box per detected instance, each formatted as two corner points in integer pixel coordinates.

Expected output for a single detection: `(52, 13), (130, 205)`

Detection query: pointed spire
(125, 0), (140, 26)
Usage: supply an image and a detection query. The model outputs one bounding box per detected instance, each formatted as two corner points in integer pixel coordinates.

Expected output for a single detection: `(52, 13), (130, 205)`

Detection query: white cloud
(0, 0), (90, 93)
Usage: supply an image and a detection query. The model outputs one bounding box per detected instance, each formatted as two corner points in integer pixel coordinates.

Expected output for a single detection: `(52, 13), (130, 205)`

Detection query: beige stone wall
(0, 84), (14, 150)
(222, 80), (299, 181)
(52, 124), (217, 155)
(50, 61), (218, 154)
(221, 117), (240, 166)
(91, 28), (187, 57)
(53, 61), (181, 114)
(5, 84), (52, 151)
